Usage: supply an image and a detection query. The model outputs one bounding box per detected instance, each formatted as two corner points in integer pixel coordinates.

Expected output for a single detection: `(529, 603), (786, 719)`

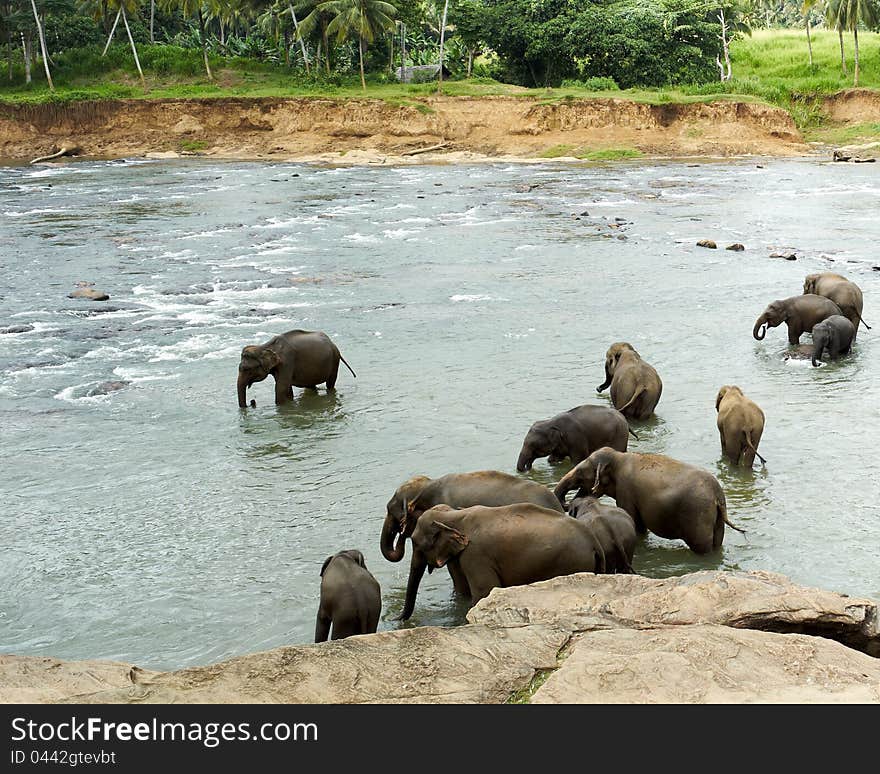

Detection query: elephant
(398, 503), (606, 620)
(314, 550), (381, 642)
(516, 404), (636, 472)
(554, 447), (744, 554)
(715, 385), (766, 467)
(567, 495), (637, 573)
(380, 470), (564, 565)
(810, 315), (855, 367)
(237, 329), (355, 408)
(596, 343), (662, 420)
(803, 273), (870, 337)
(752, 295), (842, 345)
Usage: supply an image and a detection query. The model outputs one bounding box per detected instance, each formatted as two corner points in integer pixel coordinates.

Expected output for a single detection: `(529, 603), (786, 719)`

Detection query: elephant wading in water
(811, 315), (855, 367)
(315, 550), (381, 642)
(596, 343), (662, 420)
(554, 447), (744, 554)
(753, 295), (842, 345)
(516, 404), (636, 472)
(399, 503), (606, 619)
(567, 495), (637, 573)
(803, 272), (870, 337)
(237, 329), (355, 408)
(715, 385), (766, 467)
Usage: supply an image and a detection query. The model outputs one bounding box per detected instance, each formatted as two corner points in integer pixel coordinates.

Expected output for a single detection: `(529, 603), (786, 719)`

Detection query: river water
(1, 157), (878, 670)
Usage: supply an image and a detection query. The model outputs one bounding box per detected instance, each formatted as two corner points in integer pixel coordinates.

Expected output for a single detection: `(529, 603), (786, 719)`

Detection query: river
(1, 156), (877, 670)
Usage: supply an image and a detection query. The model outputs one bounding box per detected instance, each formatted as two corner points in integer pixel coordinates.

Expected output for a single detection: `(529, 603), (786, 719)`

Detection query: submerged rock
(85, 380), (130, 397)
(68, 288), (110, 301)
(726, 243), (745, 251)
(0, 324), (34, 334)
(696, 239), (717, 249)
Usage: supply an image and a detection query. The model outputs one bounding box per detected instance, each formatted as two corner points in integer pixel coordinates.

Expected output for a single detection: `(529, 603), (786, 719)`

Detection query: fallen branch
(402, 142), (448, 156)
(30, 145), (80, 165)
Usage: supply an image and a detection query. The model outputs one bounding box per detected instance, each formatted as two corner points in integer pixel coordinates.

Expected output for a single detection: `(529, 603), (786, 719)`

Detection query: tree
(801, 0), (817, 68)
(28, 0), (54, 89)
(436, 0), (447, 91)
(827, 0), (880, 86)
(299, 0), (397, 89)
(159, 0), (215, 78)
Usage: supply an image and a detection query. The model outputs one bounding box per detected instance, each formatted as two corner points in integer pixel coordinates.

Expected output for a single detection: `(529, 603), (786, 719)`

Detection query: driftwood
(402, 142), (448, 156)
(30, 145), (81, 165)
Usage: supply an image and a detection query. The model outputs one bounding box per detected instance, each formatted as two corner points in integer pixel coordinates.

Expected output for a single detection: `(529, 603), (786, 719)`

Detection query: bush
(561, 77), (620, 91)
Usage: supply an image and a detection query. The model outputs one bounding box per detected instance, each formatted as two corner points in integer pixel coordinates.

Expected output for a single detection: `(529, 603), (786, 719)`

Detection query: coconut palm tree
(299, 0), (397, 89)
(801, 0), (817, 68)
(827, 0), (880, 86)
(160, 0), (216, 79)
(27, 0), (53, 90)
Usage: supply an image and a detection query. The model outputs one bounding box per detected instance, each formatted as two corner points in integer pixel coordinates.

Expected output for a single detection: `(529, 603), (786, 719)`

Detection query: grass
(539, 144), (643, 160)
(1, 30), (879, 142)
(179, 139), (208, 152)
(506, 668), (556, 704)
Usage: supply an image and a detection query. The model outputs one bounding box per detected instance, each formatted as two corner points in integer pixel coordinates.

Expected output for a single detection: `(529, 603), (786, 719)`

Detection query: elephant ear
(262, 346), (282, 369)
(715, 388), (727, 412)
(319, 555), (334, 577)
(549, 426), (564, 449)
(433, 521), (469, 567)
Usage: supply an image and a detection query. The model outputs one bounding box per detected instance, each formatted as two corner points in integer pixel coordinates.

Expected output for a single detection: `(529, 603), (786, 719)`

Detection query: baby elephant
(715, 386), (766, 467)
(516, 404), (636, 472)
(596, 342), (662, 420)
(315, 550), (381, 642)
(567, 495), (637, 573)
(753, 295), (841, 345)
(811, 315), (855, 367)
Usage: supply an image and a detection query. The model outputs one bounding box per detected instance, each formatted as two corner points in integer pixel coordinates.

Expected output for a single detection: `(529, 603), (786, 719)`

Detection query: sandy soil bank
(0, 96), (809, 164)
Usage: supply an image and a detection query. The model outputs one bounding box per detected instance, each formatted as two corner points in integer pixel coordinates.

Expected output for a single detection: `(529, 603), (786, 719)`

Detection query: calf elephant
(554, 447), (743, 554)
(516, 404), (635, 472)
(753, 295), (842, 345)
(399, 503), (606, 619)
(596, 343), (662, 420)
(380, 470), (564, 565)
(715, 385), (766, 467)
(315, 550), (381, 642)
(567, 495), (637, 573)
(811, 315), (855, 367)
(237, 329), (356, 408)
(803, 273), (869, 337)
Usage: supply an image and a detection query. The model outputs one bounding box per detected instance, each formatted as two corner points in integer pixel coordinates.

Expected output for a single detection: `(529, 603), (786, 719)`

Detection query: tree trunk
(358, 37), (365, 90)
(853, 27), (859, 88)
(467, 49), (473, 78)
(400, 22), (406, 78)
(29, 0), (53, 91)
(121, 5), (145, 87)
(197, 8), (213, 80)
(21, 33), (31, 84)
(805, 19), (813, 68)
(437, 0), (449, 93)
(388, 31), (393, 72)
(288, 4), (309, 72)
(103, 7), (121, 57)
(283, 29), (290, 67)
(7, 25), (13, 81)
(323, 23), (330, 75)
(150, 0), (155, 44)
(839, 28), (847, 76)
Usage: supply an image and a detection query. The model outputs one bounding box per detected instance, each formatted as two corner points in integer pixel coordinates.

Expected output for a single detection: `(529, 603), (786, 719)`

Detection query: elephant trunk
(553, 469), (579, 506)
(516, 447), (532, 473)
(397, 550), (428, 621)
(380, 513), (406, 562)
(597, 364), (612, 392)
(237, 373), (249, 408)
(812, 336), (824, 367)
(753, 313), (769, 340)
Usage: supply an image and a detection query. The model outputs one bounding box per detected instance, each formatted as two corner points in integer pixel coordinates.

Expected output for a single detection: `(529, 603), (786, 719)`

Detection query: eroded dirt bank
(0, 96), (807, 163)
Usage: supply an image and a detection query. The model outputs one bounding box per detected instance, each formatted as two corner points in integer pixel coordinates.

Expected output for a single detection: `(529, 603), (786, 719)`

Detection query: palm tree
(827, 0), (880, 87)
(826, 0), (848, 75)
(801, 0), (817, 68)
(299, 0), (397, 89)
(27, 0), (53, 90)
(160, 0), (215, 79)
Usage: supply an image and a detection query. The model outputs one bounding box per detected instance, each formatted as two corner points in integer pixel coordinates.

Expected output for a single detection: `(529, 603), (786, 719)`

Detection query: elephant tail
(339, 354), (357, 378)
(627, 425), (640, 440)
(617, 386), (645, 415)
(718, 498), (747, 541)
(856, 311), (872, 330)
(744, 430), (766, 466)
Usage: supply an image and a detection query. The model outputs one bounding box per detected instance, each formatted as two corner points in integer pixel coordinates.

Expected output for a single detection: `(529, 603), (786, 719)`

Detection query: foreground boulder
(2, 571), (878, 704)
(68, 288), (110, 301)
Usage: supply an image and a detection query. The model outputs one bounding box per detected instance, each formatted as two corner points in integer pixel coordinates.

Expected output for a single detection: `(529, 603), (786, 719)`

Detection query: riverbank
(2, 571), (878, 703)
(0, 95), (810, 163)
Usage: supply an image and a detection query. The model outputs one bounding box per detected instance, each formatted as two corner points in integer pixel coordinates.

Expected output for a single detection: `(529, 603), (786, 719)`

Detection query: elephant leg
(464, 567), (502, 606)
(326, 361), (340, 390)
(787, 325), (801, 345)
(275, 378), (293, 405)
(315, 611), (331, 643)
(448, 561), (472, 598)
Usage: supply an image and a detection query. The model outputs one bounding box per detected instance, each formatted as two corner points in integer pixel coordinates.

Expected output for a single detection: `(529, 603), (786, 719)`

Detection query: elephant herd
(234, 271), (868, 643)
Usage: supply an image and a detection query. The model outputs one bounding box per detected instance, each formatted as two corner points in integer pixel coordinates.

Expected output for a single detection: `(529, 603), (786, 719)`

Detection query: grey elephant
(715, 385), (766, 467)
(753, 295), (842, 345)
(237, 329), (355, 408)
(380, 470), (564, 565)
(399, 503), (605, 619)
(803, 272), (869, 337)
(554, 447), (744, 554)
(596, 342), (662, 420)
(567, 495), (637, 573)
(811, 315), (855, 367)
(516, 404), (636, 472)
(315, 550), (381, 642)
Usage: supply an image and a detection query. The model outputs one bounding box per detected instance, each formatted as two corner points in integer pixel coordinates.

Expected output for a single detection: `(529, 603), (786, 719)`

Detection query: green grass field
(1, 29), (878, 142)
